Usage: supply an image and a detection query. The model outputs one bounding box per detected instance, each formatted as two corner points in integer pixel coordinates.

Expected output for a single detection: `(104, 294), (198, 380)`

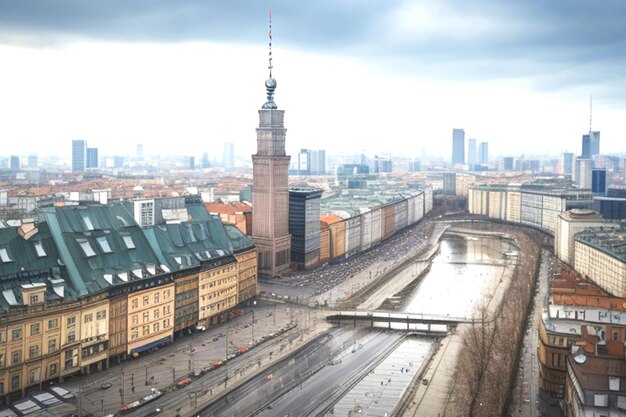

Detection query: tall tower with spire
(251, 11), (291, 277)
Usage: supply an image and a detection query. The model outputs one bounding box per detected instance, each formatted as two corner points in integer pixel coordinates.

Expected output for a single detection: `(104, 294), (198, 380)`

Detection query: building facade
(71, 140), (86, 172)
(452, 128), (465, 164)
(251, 71), (291, 277)
(289, 188), (323, 269)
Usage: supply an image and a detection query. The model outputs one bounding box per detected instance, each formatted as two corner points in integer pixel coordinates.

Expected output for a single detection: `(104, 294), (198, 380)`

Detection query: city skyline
(0, 2), (625, 159)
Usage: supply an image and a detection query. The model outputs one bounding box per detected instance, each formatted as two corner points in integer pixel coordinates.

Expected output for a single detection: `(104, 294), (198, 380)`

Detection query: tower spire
(262, 10), (277, 109)
(584, 94), (593, 132)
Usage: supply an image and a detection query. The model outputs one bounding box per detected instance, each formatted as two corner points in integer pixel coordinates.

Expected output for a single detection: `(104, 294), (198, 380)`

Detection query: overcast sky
(0, 0), (625, 161)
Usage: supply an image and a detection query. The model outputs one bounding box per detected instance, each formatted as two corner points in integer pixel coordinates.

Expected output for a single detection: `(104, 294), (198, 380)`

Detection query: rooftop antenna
(584, 95), (593, 132)
(262, 10), (277, 109)
(268, 10), (273, 79)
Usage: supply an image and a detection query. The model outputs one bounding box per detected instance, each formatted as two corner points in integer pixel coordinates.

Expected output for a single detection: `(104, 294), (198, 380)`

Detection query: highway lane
(195, 330), (402, 417)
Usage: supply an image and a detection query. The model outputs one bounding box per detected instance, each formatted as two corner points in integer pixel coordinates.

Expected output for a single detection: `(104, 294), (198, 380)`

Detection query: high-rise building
(591, 168), (607, 196)
(503, 157), (514, 170)
(27, 154), (37, 168)
(201, 152), (210, 169)
(113, 156), (124, 168)
(479, 142), (489, 164)
(581, 134), (591, 159)
(443, 172), (457, 195)
(409, 159), (421, 172)
(297, 149), (310, 175)
(468, 138), (477, 165)
(9, 156), (20, 170)
(589, 131), (600, 157)
(136, 144), (144, 159)
(452, 128), (465, 164)
(289, 188), (323, 269)
(309, 150), (326, 175)
(223, 142), (235, 170)
(374, 155), (392, 173)
(251, 32), (292, 277)
(87, 147), (98, 169)
(575, 158), (592, 189)
(562, 152), (574, 175)
(72, 139), (87, 172)
(188, 156), (195, 170)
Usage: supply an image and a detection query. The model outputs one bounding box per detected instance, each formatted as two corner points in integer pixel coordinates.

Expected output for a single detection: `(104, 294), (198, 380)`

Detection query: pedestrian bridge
(326, 310), (470, 334)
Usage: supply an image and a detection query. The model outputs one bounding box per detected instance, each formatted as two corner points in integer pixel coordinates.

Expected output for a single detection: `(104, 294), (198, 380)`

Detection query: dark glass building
(289, 188), (323, 269)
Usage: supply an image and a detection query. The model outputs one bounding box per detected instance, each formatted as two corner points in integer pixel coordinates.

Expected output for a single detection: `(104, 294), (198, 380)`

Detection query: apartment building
(554, 209), (606, 267)
(0, 198), (257, 402)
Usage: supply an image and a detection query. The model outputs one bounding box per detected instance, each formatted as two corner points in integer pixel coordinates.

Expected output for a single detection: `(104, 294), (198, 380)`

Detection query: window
(11, 328), (22, 341)
(163, 318), (170, 328)
(613, 331), (620, 342)
(30, 323), (40, 336)
(67, 332), (75, 343)
(30, 294), (40, 304)
(0, 353), (4, 367)
(142, 325), (149, 336)
(49, 363), (58, 377)
(143, 312), (149, 323)
(154, 293), (159, 303)
(12, 350), (21, 364)
(29, 345), (40, 358)
(83, 215), (95, 230)
(96, 310), (106, 320)
(34, 242), (46, 257)
(0, 248), (13, 263)
(164, 290), (171, 299)
(48, 319), (58, 330)
(131, 330), (138, 340)
(48, 339), (57, 352)
(11, 375), (20, 391)
(123, 235), (136, 249)
(132, 315), (138, 325)
(153, 322), (159, 333)
(154, 309), (159, 319)
(143, 296), (149, 306)
(76, 239), (96, 257)
(132, 299), (138, 309)
(67, 316), (76, 326)
(83, 313), (93, 323)
(96, 236), (113, 253)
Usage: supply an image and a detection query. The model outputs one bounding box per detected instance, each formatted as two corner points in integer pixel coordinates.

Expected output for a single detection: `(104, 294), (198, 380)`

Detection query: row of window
(130, 290), (172, 309)
(130, 319), (171, 340)
(130, 305), (172, 325)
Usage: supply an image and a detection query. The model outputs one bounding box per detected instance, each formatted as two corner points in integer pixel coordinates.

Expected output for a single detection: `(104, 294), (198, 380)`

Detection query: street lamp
(251, 300), (257, 343)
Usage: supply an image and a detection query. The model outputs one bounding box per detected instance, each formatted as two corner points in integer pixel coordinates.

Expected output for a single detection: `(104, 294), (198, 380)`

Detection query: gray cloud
(1, 0), (625, 101)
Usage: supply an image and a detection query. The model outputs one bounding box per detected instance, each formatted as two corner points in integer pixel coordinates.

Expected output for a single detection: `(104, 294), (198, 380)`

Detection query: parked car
(175, 377), (192, 388)
(49, 386), (75, 401)
(210, 360), (223, 367)
(100, 382), (113, 390)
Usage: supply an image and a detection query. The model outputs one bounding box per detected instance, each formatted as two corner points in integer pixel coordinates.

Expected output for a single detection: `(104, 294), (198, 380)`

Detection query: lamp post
(251, 301), (257, 343)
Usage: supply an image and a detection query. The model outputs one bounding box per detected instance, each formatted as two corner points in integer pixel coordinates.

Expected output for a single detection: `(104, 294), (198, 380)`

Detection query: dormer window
(33, 242), (46, 257)
(0, 248), (13, 263)
(83, 216), (94, 231)
(122, 235), (136, 249)
(30, 295), (39, 304)
(96, 236), (113, 254)
(76, 239), (96, 257)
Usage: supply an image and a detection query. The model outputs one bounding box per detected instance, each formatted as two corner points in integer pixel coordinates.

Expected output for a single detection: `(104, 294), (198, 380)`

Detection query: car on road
(175, 377), (192, 388)
(101, 382), (113, 390)
(211, 360), (223, 367)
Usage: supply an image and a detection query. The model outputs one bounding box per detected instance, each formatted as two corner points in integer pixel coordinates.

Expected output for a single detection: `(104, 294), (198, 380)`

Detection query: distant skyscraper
(87, 147), (98, 169)
(374, 155), (392, 173)
(251, 18), (292, 277)
(503, 157), (514, 171)
(575, 158), (592, 189)
(467, 139), (477, 165)
(113, 156), (124, 168)
(561, 152), (574, 175)
(223, 142), (235, 170)
(581, 134), (591, 159)
(479, 142), (489, 164)
(589, 131), (600, 157)
(297, 149), (310, 175)
(591, 168), (607, 195)
(9, 156), (20, 170)
(452, 129), (465, 164)
(309, 150), (326, 175)
(188, 156), (195, 170)
(27, 154), (37, 168)
(409, 159), (421, 172)
(72, 139), (87, 172)
(201, 152), (210, 169)
(136, 144), (144, 159)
